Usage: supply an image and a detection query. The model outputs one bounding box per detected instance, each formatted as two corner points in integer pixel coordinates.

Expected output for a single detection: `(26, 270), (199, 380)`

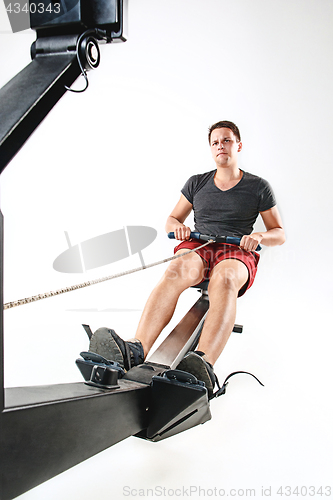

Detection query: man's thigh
(166, 249), (207, 284)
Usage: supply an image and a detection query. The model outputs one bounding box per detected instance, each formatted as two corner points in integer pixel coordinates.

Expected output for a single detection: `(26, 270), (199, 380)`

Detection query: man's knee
(208, 261), (248, 293)
(208, 272), (239, 294)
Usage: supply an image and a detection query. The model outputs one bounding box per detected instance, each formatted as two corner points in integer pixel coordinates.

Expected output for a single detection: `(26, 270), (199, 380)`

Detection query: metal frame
(147, 291), (209, 368)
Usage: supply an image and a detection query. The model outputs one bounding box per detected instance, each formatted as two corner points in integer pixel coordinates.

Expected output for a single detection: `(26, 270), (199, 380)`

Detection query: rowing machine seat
(191, 279), (209, 291)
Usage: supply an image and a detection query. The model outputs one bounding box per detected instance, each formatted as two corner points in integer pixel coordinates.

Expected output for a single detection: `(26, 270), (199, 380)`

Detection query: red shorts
(174, 239), (260, 297)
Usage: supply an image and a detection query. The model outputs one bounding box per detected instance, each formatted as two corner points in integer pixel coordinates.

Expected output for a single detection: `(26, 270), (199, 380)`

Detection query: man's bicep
(169, 194), (193, 223)
(260, 205), (284, 231)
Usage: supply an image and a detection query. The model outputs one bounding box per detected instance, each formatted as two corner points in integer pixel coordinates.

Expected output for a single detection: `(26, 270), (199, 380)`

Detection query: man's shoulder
(242, 171), (276, 208)
(183, 169), (215, 191)
(242, 170), (262, 182)
(182, 170), (215, 200)
(187, 169), (216, 183)
(242, 170), (271, 188)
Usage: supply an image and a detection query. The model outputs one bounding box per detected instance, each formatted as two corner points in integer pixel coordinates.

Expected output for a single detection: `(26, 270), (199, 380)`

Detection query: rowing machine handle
(167, 232), (261, 251)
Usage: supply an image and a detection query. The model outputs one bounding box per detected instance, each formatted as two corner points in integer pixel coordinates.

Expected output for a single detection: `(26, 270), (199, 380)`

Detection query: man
(88, 121), (285, 397)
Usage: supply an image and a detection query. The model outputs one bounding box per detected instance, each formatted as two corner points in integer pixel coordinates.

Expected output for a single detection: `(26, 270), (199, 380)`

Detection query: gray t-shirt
(181, 169), (276, 238)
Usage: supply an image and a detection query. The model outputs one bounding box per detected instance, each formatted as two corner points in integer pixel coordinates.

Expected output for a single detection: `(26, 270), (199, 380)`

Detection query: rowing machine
(76, 231), (263, 441)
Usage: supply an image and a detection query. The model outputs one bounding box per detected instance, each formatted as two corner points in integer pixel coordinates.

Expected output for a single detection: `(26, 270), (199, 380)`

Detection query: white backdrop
(1, 1), (333, 499)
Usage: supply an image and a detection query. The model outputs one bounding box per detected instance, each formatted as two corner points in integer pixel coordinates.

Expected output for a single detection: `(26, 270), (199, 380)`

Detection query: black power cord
(65, 28), (109, 93)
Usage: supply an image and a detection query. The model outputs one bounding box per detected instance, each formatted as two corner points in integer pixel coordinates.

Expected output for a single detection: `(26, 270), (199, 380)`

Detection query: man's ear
(237, 141), (243, 152)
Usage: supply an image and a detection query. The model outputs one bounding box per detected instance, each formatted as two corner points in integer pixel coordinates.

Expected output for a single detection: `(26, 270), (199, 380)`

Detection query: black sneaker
(89, 327), (144, 371)
(176, 351), (218, 398)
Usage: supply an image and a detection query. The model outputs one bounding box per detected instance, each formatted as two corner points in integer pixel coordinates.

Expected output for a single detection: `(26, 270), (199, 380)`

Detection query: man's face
(210, 128), (242, 167)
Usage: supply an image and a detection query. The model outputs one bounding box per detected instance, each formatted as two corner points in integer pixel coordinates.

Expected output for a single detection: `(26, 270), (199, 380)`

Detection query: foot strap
(210, 371), (264, 400)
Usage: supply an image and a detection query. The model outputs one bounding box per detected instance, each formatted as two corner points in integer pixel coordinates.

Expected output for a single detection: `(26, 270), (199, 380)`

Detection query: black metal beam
(0, 42), (80, 174)
(0, 380), (150, 500)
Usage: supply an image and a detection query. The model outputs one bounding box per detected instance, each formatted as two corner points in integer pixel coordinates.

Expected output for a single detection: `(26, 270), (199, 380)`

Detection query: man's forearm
(165, 216), (191, 241)
(258, 227), (286, 247)
(165, 216), (185, 233)
(238, 227), (286, 251)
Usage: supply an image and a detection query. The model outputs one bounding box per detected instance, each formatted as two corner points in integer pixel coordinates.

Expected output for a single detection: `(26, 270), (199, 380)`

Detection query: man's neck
(214, 165), (241, 182)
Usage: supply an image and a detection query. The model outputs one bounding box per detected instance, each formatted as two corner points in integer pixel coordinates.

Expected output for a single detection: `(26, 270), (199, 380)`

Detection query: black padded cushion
(191, 279), (209, 291)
